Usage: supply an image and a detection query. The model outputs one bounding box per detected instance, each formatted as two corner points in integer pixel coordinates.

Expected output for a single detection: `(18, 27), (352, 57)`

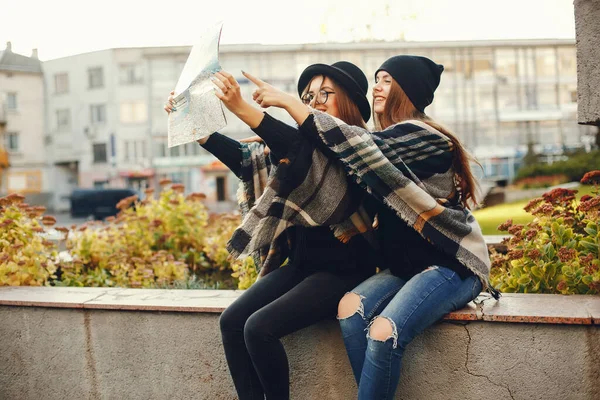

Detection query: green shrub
(1, 181), (254, 289)
(203, 213), (257, 289)
(59, 182), (208, 288)
(515, 150), (600, 182)
(491, 170), (600, 294)
(0, 194), (59, 286)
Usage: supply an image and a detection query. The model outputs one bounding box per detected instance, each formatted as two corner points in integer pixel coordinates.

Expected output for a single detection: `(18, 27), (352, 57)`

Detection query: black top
(364, 197), (472, 280)
(200, 113), (377, 275)
(298, 114), (473, 280)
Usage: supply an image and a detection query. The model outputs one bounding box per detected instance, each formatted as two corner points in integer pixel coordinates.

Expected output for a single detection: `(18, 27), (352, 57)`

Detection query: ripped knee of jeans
(367, 316), (398, 349)
(337, 292), (366, 320)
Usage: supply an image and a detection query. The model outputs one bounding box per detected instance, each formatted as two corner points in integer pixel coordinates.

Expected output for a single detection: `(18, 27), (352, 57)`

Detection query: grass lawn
(473, 185), (597, 235)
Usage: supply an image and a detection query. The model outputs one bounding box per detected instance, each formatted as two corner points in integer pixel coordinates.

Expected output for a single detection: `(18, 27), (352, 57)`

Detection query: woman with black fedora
(166, 61), (378, 400)
(254, 54), (498, 399)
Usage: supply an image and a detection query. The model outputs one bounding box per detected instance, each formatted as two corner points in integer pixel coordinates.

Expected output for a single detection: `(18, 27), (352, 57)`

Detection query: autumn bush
(491, 170), (600, 294)
(513, 174), (569, 189)
(0, 181), (256, 289)
(515, 149), (600, 182)
(0, 194), (60, 286)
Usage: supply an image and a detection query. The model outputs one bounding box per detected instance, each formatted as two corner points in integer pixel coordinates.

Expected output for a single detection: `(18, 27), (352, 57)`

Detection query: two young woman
(251, 55), (497, 400)
(166, 61), (378, 400)
(167, 54), (495, 399)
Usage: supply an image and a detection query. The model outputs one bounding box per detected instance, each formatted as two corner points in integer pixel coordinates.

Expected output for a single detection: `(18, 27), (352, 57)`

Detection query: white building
(41, 39), (594, 211)
(0, 42), (50, 204)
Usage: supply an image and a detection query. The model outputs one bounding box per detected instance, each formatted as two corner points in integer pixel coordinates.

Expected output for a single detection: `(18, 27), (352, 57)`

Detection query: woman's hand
(212, 71), (247, 114)
(243, 71), (295, 109)
(164, 90), (211, 144)
(240, 136), (270, 156)
(244, 71), (310, 126)
(210, 70), (264, 129)
(164, 90), (176, 113)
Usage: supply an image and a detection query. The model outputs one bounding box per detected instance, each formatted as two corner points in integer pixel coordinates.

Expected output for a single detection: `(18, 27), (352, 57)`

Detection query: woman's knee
(219, 306), (245, 334)
(368, 316), (396, 342)
(338, 292), (364, 319)
(243, 311), (271, 344)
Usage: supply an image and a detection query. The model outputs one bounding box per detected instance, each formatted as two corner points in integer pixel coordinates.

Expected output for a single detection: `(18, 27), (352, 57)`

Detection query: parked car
(70, 188), (137, 220)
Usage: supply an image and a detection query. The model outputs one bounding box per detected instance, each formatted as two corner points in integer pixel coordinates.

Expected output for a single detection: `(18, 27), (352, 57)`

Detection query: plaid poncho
(228, 137), (376, 277)
(227, 112), (497, 298)
(308, 111), (497, 297)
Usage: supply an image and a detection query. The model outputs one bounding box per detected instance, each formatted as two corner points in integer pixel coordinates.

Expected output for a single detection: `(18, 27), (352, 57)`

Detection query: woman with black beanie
(252, 55), (497, 400)
(165, 61), (378, 400)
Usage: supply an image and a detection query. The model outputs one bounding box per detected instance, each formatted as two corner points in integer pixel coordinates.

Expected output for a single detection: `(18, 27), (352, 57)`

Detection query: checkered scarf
(228, 140), (377, 277)
(309, 111), (498, 298)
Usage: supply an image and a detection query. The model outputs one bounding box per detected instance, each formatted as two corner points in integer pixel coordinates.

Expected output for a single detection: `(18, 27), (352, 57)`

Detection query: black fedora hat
(297, 61), (371, 122)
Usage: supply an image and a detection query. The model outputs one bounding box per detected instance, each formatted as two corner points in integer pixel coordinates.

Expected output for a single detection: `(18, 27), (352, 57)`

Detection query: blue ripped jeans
(339, 267), (482, 400)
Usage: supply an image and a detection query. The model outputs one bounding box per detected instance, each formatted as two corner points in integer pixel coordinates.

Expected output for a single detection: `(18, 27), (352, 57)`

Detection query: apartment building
(0, 42), (50, 204)
(40, 39), (594, 210)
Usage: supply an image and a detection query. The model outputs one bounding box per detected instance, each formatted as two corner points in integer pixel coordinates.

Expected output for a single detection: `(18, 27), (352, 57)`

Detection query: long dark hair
(374, 80), (480, 209)
(302, 75), (367, 129)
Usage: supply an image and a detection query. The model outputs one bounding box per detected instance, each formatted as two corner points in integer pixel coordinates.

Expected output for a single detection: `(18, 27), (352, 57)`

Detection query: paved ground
(53, 212), (90, 228)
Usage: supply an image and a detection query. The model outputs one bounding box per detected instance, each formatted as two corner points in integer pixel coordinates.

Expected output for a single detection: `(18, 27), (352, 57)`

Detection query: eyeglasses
(301, 90), (336, 105)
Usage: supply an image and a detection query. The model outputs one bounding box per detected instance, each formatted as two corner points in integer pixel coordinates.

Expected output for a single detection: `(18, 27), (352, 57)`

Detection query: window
(570, 90), (577, 103)
(120, 101), (147, 123)
(7, 171), (42, 193)
(54, 73), (69, 94)
(185, 142), (199, 156)
(93, 143), (108, 163)
(155, 140), (167, 158)
(535, 48), (557, 78)
(495, 49), (517, 80)
(6, 93), (17, 110)
(56, 109), (71, 131)
(125, 141), (147, 161)
(138, 141), (146, 159)
(119, 64), (144, 85)
(88, 67), (104, 89)
(90, 104), (106, 124)
(5, 132), (19, 152)
(557, 47), (576, 77)
(169, 145), (180, 157)
(94, 180), (108, 189)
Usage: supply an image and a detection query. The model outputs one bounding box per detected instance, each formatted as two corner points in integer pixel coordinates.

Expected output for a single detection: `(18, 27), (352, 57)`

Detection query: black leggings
(219, 263), (371, 400)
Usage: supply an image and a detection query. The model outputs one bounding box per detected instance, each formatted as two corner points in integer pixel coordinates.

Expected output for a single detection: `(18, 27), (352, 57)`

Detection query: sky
(0, 0), (576, 61)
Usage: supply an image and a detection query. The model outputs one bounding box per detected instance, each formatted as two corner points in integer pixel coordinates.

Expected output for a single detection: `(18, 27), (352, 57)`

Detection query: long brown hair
(302, 75), (367, 129)
(374, 80), (480, 209)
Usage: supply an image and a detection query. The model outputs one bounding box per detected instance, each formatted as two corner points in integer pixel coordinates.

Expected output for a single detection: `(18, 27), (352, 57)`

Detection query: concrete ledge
(1, 287), (599, 325)
(1, 288), (599, 400)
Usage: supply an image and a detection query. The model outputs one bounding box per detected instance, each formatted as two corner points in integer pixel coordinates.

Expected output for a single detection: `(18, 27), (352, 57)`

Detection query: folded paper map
(167, 21), (226, 148)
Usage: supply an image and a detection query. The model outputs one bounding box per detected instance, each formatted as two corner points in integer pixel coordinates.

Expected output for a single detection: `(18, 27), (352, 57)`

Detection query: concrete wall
(575, 0), (600, 126)
(1, 305), (599, 400)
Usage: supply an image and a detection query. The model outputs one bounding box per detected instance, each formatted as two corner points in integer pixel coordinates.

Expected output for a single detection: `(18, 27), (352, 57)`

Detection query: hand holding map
(167, 21), (226, 148)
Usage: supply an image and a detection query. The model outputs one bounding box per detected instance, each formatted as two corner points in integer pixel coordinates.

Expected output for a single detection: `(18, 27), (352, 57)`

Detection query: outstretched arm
(243, 71), (311, 127)
(201, 133), (244, 178)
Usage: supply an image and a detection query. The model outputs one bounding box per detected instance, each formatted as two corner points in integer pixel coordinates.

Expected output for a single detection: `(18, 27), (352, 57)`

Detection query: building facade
(40, 39), (594, 211)
(0, 42), (51, 204)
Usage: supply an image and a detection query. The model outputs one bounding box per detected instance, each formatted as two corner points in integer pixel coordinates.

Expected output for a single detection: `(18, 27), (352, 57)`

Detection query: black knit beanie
(375, 55), (444, 113)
